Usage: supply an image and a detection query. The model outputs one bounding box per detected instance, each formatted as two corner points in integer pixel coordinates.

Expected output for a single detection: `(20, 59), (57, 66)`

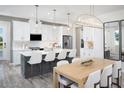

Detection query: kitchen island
(20, 49), (72, 78)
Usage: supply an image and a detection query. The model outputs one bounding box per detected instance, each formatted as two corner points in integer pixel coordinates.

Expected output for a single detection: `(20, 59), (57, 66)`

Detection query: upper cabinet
(13, 21), (30, 41)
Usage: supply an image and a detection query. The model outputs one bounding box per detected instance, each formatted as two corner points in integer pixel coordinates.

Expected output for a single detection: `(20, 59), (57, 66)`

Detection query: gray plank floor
(0, 60), (124, 88)
(0, 60), (53, 88)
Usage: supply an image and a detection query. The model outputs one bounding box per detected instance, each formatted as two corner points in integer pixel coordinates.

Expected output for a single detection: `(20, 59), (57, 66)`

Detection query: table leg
(78, 81), (84, 88)
(53, 68), (59, 88)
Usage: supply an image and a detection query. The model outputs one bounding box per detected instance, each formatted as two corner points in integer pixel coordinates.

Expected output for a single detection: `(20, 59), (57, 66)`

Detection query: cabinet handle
(4, 43), (6, 48)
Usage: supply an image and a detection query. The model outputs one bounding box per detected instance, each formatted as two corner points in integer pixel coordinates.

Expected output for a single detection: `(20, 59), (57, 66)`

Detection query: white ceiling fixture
(76, 5), (103, 29)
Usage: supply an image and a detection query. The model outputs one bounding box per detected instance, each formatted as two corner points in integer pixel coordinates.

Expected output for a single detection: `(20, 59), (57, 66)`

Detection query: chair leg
(30, 65), (33, 77)
(101, 74), (112, 88)
(49, 62), (51, 72)
(39, 64), (41, 75)
(112, 69), (122, 88)
(117, 68), (122, 88)
(108, 75), (112, 88)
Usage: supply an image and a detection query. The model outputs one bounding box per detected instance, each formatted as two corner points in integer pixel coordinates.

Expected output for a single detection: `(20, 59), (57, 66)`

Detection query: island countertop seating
(20, 49), (73, 78)
(53, 58), (115, 88)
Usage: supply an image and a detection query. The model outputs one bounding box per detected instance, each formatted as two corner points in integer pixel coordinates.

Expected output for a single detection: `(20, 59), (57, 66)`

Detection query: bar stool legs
(30, 64), (33, 77)
(39, 63), (42, 75)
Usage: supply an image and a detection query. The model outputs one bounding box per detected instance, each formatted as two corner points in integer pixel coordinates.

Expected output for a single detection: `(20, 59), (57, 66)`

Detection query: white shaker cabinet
(13, 50), (21, 65)
(13, 50), (30, 65)
(13, 21), (30, 41)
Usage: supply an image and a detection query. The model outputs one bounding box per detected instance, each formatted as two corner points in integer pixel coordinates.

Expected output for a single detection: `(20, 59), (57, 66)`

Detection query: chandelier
(76, 6), (103, 29)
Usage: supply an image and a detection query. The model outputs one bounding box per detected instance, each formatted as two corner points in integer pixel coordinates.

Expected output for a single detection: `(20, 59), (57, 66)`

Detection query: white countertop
(20, 49), (73, 57)
(20, 51), (49, 56)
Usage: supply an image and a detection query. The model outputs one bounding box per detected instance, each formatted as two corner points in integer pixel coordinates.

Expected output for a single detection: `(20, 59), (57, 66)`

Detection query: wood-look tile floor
(0, 60), (124, 88)
(0, 60), (53, 88)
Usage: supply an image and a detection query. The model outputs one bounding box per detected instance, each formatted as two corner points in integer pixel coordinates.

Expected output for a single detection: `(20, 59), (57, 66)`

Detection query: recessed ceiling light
(48, 12), (50, 15)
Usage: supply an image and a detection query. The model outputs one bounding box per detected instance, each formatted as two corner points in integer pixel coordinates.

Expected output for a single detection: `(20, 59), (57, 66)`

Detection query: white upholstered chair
(27, 52), (42, 76)
(112, 61), (122, 87)
(72, 58), (81, 63)
(100, 64), (113, 88)
(57, 60), (73, 87)
(71, 70), (101, 88)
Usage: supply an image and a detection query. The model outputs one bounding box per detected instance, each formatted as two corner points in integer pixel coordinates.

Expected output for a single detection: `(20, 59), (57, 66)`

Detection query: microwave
(30, 34), (42, 41)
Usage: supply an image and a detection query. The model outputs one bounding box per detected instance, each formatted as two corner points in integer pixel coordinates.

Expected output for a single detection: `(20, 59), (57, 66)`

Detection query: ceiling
(0, 5), (124, 23)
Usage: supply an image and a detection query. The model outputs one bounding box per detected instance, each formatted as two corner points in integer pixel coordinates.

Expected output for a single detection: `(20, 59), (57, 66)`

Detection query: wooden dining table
(53, 58), (115, 88)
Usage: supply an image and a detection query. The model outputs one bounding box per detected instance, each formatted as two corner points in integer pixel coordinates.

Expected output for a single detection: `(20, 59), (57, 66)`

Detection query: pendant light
(34, 5), (39, 30)
(77, 5), (103, 29)
(53, 9), (56, 29)
(67, 12), (71, 31)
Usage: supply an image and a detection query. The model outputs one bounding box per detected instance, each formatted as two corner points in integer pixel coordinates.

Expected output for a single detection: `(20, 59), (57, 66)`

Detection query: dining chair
(70, 70), (101, 88)
(44, 51), (56, 72)
(112, 60), (122, 88)
(68, 49), (76, 58)
(100, 64), (113, 88)
(27, 52), (42, 77)
(57, 60), (73, 88)
(72, 58), (81, 63)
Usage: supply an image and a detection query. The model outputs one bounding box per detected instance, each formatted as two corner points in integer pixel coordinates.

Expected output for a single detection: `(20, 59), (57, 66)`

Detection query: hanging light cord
(67, 13), (70, 27)
(93, 5), (94, 16)
(90, 5), (91, 15)
(35, 5), (39, 24)
(53, 9), (56, 23)
(89, 5), (95, 16)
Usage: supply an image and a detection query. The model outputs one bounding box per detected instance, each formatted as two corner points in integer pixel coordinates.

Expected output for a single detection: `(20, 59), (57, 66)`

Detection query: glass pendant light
(53, 9), (56, 29)
(77, 5), (103, 29)
(34, 5), (40, 31)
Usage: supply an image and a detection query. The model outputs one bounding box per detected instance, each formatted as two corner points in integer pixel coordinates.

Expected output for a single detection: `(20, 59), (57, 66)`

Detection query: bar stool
(67, 49), (76, 63)
(57, 50), (67, 61)
(70, 69), (101, 88)
(44, 51), (56, 72)
(27, 52), (42, 77)
(112, 61), (122, 87)
(100, 64), (113, 88)
(57, 60), (73, 88)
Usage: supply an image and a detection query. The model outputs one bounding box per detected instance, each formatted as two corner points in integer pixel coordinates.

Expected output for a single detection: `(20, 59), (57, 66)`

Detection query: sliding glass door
(0, 21), (10, 60)
(0, 27), (3, 58)
(104, 22), (121, 60)
(121, 21), (124, 61)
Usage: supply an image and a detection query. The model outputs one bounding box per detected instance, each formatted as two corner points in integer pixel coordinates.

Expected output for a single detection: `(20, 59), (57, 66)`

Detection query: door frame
(103, 20), (122, 61)
(0, 21), (11, 60)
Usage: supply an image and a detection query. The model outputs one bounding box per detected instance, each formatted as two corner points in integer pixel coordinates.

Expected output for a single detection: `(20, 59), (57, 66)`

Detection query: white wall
(80, 27), (103, 58)
(121, 24), (124, 49)
(93, 28), (103, 58)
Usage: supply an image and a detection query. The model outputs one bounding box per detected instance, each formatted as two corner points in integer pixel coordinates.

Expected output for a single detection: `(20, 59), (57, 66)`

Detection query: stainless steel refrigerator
(63, 35), (72, 49)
